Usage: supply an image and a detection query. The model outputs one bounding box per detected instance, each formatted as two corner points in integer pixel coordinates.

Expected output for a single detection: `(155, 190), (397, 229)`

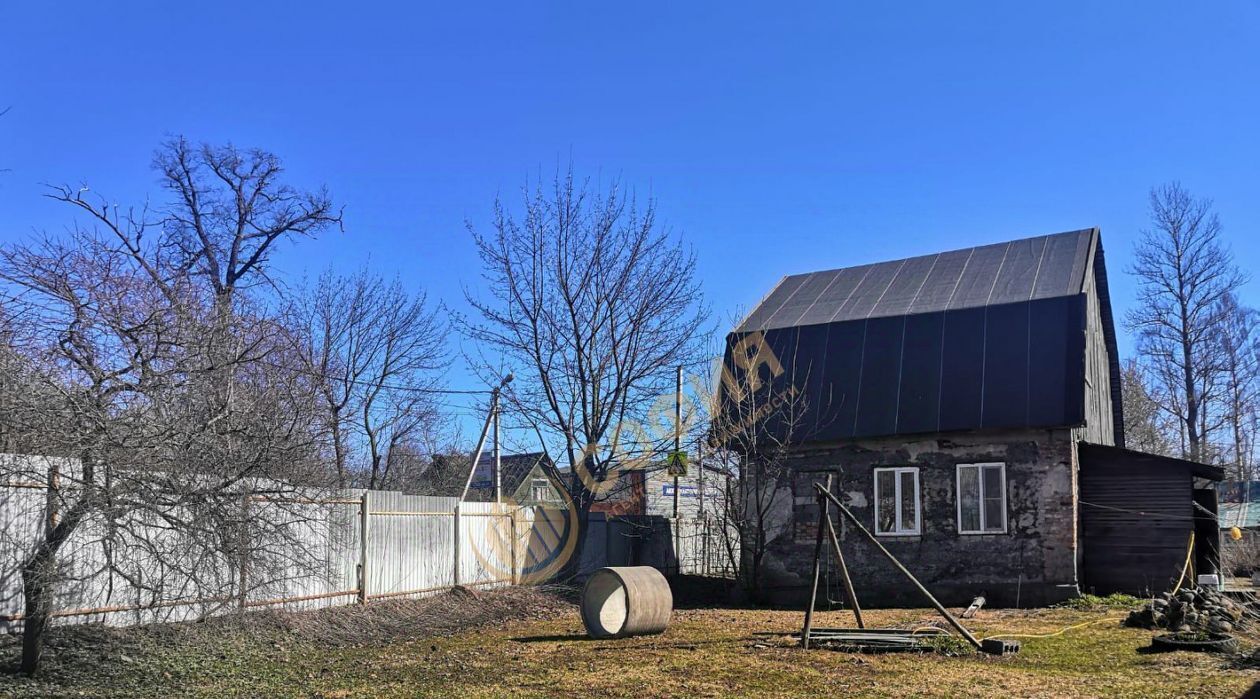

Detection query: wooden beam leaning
(801, 475), (832, 649)
(812, 483), (981, 650)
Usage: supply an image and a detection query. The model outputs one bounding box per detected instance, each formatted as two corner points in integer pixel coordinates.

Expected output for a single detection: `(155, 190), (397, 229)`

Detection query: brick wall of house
(743, 428), (1080, 607)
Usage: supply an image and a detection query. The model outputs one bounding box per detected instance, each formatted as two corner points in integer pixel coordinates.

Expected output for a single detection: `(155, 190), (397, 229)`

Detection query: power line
(251, 357), (491, 396)
(1079, 499), (1218, 522)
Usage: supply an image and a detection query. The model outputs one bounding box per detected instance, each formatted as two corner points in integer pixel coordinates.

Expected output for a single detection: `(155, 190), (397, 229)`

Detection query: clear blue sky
(3, 2), (1258, 430)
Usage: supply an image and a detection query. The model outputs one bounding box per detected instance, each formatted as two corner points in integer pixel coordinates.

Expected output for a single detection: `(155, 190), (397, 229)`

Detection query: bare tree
(293, 267), (448, 489)
(460, 167), (708, 578)
(1127, 182), (1246, 461)
(47, 138), (342, 409)
(0, 139), (340, 675)
(1120, 359), (1177, 457)
(1217, 293), (1260, 481)
(0, 309), (61, 455)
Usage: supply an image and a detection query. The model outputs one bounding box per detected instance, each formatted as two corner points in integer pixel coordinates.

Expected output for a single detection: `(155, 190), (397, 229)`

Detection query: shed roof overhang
(1078, 442), (1225, 481)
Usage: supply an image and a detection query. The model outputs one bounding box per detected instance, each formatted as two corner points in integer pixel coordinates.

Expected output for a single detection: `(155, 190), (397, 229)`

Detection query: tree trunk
(330, 416), (347, 487)
(558, 477), (595, 582)
(369, 453), (382, 490)
(19, 548), (55, 675)
(1233, 392), (1246, 481)
(18, 505), (84, 676)
(19, 478), (90, 675)
(1182, 333), (1201, 461)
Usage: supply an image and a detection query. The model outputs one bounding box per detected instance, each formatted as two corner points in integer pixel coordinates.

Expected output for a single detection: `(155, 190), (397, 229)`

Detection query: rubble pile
(1125, 587), (1250, 633)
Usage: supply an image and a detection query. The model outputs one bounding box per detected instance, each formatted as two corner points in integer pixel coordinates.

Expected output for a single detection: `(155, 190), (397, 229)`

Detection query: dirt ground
(2, 587), (1258, 698)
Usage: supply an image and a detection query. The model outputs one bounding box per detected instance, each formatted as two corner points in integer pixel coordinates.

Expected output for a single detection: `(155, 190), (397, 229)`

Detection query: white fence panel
(457, 501), (514, 589)
(364, 492), (456, 601)
(0, 453), (737, 633)
(0, 480), (45, 625)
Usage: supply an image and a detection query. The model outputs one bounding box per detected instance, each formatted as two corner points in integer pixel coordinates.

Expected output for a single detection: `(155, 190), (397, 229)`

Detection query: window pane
(899, 470), (917, 532)
(958, 467), (981, 532)
(877, 471), (896, 533)
(982, 465), (1005, 531)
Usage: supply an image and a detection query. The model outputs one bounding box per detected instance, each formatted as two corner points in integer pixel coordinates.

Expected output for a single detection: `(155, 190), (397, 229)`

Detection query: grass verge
(1, 590), (1256, 698)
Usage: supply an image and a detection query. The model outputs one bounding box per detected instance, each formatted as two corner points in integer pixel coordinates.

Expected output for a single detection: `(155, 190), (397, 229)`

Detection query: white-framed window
(531, 478), (553, 502)
(956, 462), (1007, 534)
(874, 467), (920, 536)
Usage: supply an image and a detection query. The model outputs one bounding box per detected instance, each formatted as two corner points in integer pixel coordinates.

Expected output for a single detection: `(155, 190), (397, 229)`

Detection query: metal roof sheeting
(723, 228), (1105, 442)
(738, 229), (1095, 332)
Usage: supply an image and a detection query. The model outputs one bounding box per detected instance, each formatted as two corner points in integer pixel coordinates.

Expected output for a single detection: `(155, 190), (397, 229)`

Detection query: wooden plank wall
(1080, 457), (1192, 595)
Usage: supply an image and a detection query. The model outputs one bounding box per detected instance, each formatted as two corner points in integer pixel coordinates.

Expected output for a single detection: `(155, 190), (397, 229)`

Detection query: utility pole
(674, 365), (682, 519)
(457, 373), (514, 587)
(674, 365), (682, 573)
(459, 373), (514, 503)
(697, 440), (705, 576)
(493, 401), (502, 506)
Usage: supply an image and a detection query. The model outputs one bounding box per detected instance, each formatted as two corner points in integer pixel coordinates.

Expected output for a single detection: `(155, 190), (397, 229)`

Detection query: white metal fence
(0, 457), (737, 632)
(0, 473), (538, 631)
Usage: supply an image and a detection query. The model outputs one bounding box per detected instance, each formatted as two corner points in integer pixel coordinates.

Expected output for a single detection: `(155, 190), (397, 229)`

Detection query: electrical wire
(986, 616), (1124, 640)
(1078, 500), (1201, 521)
(254, 357), (491, 396)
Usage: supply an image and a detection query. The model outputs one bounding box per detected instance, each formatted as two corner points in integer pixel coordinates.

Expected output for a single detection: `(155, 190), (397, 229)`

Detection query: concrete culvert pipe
(580, 566), (673, 639)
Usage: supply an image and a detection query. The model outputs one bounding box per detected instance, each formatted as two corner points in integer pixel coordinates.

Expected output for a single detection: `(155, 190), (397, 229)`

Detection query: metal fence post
(238, 493), (249, 609)
(509, 507), (519, 585)
(453, 502), (461, 587)
(358, 491), (370, 604)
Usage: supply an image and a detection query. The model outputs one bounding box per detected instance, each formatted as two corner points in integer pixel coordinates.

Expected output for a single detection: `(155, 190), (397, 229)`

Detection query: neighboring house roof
(724, 228), (1123, 443)
(1220, 502), (1260, 530)
(465, 452), (557, 501)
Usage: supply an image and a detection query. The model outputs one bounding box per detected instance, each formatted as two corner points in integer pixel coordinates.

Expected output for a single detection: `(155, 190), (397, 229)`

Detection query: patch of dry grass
(2, 590), (1258, 698)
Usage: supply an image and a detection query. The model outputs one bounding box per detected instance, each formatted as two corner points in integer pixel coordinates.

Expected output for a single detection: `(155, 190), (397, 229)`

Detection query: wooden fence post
(358, 491), (370, 604)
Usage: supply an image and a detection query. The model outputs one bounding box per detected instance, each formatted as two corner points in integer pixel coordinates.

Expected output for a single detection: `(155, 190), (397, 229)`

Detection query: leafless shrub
(708, 330), (816, 599)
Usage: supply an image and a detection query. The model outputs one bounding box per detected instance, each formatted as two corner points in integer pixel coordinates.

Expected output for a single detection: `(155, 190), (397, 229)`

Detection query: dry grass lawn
(2, 588), (1258, 698)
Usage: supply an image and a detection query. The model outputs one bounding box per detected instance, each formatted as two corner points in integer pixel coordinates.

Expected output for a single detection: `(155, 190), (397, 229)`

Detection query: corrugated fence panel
(518, 506), (577, 583)
(0, 482), (47, 624)
(458, 501), (514, 589)
(1, 454), (737, 631)
(366, 492), (457, 600)
(577, 514), (609, 574)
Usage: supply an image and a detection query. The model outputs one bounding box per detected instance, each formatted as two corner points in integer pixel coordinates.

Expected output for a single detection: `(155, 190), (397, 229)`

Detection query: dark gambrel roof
(738, 229), (1095, 332)
(723, 228), (1121, 443)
